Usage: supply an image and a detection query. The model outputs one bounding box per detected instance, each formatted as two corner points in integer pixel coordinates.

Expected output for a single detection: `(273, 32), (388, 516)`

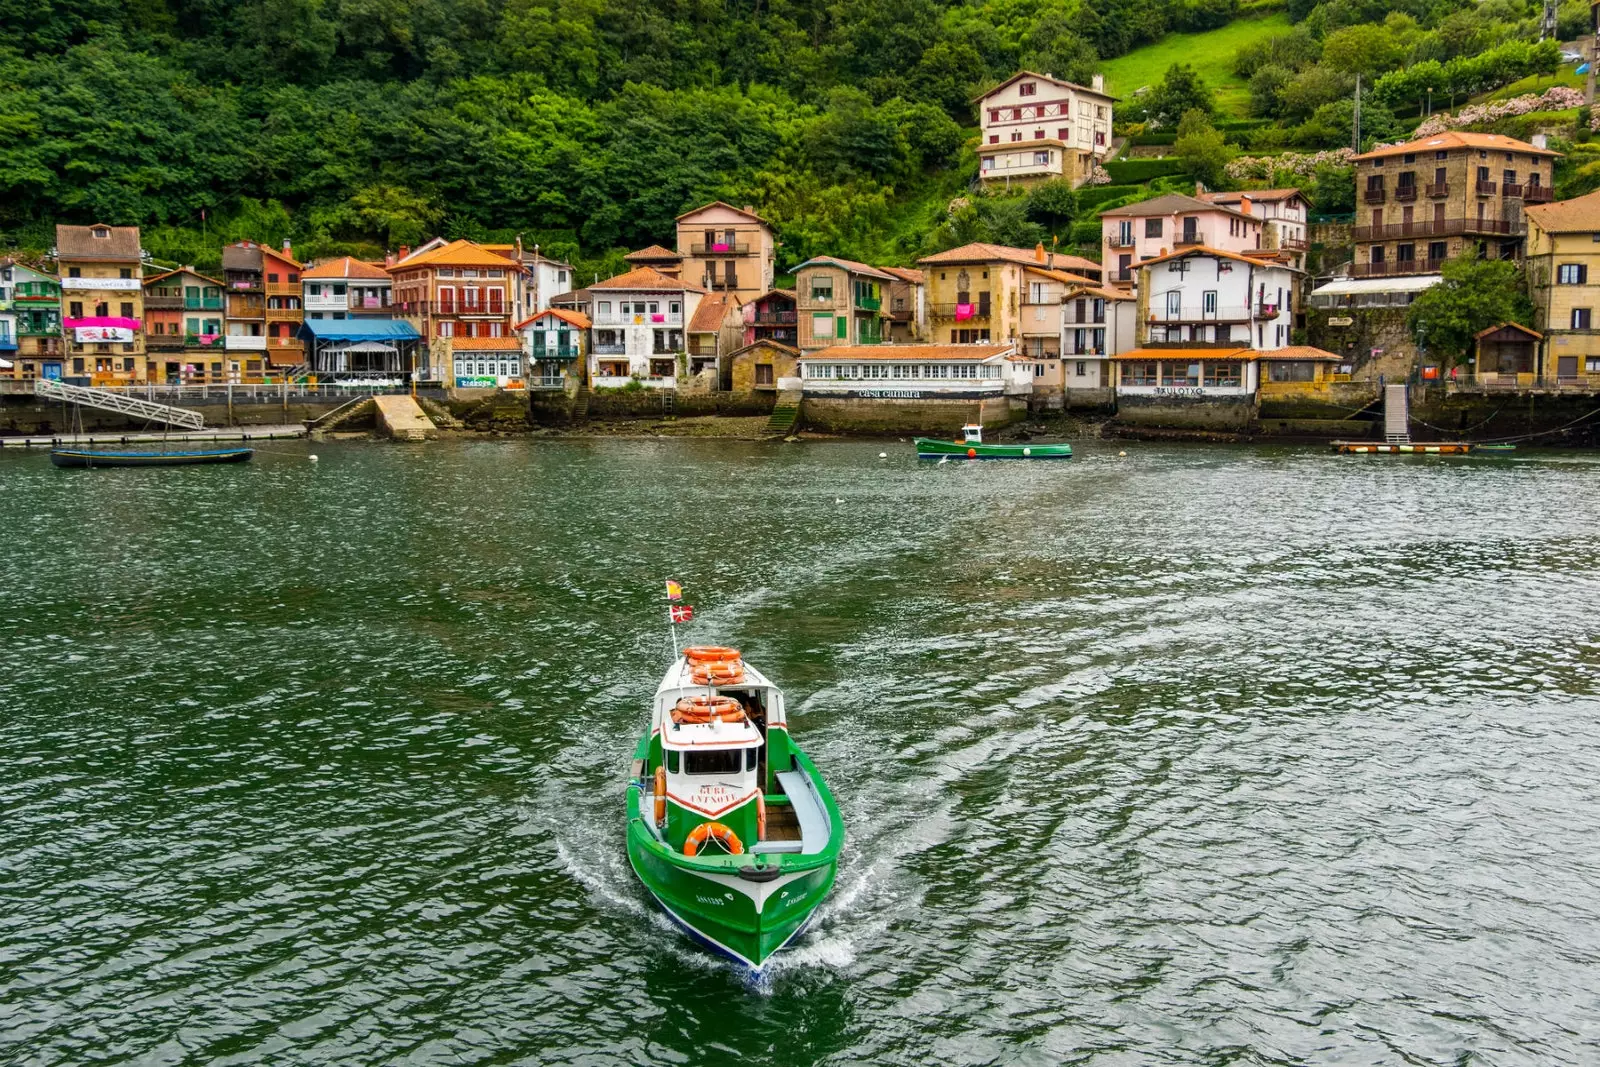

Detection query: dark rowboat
(50, 447), (254, 468)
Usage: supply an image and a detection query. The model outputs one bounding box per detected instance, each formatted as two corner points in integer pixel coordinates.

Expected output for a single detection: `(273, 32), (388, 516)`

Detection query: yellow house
(1524, 187), (1600, 383)
(1256, 345), (1351, 400)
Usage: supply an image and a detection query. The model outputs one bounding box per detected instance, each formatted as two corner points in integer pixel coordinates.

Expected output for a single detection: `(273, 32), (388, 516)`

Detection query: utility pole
(1542, 0), (1557, 40)
(1352, 74), (1362, 153)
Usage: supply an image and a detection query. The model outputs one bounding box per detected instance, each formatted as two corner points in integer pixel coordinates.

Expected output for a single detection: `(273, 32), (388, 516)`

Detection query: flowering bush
(1084, 163), (1112, 186)
(1412, 87), (1585, 137)
(1226, 148), (1355, 181)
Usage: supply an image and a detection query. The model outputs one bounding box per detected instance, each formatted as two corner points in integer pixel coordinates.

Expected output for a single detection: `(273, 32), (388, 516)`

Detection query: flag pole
(665, 580), (681, 660)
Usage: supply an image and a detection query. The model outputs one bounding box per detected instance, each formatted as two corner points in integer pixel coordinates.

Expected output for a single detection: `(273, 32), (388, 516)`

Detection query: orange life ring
(691, 663), (746, 686)
(684, 646), (742, 666)
(672, 696), (745, 724)
(756, 794), (766, 841)
(653, 766), (667, 825)
(683, 820), (744, 857)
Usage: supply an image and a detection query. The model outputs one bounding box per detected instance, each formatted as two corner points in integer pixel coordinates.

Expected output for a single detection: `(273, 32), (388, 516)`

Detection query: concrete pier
(0, 425), (307, 448)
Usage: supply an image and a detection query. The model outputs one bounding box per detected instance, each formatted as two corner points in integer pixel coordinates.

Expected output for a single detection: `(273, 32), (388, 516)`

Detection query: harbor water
(2, 439), (1597, 1065)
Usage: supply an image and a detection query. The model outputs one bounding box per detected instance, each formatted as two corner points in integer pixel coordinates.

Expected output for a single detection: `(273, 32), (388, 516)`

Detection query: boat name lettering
(695, 895), (724, 906)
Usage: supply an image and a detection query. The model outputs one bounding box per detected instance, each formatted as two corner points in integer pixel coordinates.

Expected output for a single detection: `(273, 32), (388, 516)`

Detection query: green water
(2, 438), (1598, 1065)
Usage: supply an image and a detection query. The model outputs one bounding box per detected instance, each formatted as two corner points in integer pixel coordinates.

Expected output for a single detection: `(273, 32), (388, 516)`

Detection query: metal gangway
(1383, 383), (1410, 444)
(33, 378), (205, 431)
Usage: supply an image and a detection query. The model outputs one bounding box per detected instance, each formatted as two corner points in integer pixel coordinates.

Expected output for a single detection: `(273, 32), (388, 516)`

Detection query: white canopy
(1311, 275), (1442, 298)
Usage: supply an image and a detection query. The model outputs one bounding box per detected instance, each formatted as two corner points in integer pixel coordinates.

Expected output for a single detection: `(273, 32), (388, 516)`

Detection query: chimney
(1196, 180), (1206, 195)
(398, 245), (410, 261)
(385, 251), (396, 267)
(1034, 242), (1046, 262)
(1091, 74), (1104, 93)
(282, 238), (291, 254)
(1240, 195), (1253, 216)
(743, 205), (755, 214)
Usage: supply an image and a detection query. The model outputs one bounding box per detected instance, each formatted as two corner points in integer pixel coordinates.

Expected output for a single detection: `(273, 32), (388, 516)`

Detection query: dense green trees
(1407, 256), (1533, 365)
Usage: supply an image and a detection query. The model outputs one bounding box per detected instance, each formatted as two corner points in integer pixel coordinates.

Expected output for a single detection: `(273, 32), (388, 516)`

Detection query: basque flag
(665, 579), (683, 601)
(670, 604), (694, 624)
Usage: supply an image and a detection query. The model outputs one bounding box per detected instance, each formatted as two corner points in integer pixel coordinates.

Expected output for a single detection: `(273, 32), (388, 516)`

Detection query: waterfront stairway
(373, 394), (437, 441)
(766, 387), (802, 435)
(1384, 384), (1411, 444)
(34, 379), (204, 431)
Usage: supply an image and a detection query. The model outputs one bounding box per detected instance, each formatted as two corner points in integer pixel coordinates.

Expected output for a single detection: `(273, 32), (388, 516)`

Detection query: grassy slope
(1099, 12), (1292, 120)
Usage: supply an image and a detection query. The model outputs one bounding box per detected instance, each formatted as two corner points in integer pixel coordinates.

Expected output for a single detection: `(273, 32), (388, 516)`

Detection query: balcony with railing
(1426, 182), (1450, 198)
(592, 342), (627, 355)
(1352, 257), (1448, 278)
(1280, 238), (1309, 252)
(856, 295), (882, 311)
(1147, 305), (1251, 324)
(1524, 185), (1554, 203)
(1174, 231), (1205, 247)
(1364, 187), (1386, 203)
(1394, 184), (1418, 202)
(144, 292), (184, 309)
(14, 282), (60, 300)
(265, 306), (302, 322)
(530, 344), (580, 361)
(185, 295), (224, 310)
(146, 333), (186, 350)
(186, 334), (226, 349)
(688, 242), (751, 255)
(1476, 180), (1498, 196)
(592, 310), (683, 328)
(752, 309), (796, 325)
(1107, 234), (1135, 249)
(930, 301), (993, 321)
(1502, 183), (1525, 199)
(1352, 217), (1523, 240)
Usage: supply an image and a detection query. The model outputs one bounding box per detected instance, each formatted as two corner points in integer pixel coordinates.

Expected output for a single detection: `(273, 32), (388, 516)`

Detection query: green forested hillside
(0, 0), (1580, 274)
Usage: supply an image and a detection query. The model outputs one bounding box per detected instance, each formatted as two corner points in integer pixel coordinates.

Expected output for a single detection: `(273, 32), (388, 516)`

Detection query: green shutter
(837, 315), (848, 339)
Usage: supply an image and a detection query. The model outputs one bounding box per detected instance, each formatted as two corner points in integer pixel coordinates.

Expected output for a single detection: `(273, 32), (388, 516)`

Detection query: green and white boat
(626, 648), (843, 970)
(914, 423), (1072, 459)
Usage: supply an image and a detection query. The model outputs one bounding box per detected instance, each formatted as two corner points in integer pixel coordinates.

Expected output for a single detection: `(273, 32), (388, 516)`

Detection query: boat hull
(914, 437), (1072, 459)
(50, 447), (254, 468)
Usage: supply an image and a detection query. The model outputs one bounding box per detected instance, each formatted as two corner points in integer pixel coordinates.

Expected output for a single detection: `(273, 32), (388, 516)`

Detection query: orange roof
(515, 307), (591, 330)
(1025, 266), (1098, 286)
(917, 242), (1102, 274)
(1353, 131), (1561, 162)
(1064, 284), (1135, 302)
(1262, 345), (1341, 361)
(303, 256), (390, 280)
(1198, 188), (1304, 204)
(391, 239), (521, 271)
(794, 256), (896, 281)
(451, 336), (524, 351)
(801, 343), (1014, 362)
(688, 294), (736, 333)
(590, 266), (707, 293)
(877, 266), (925, 284)
(1138, 246), (1304, 272)
(1525, 187), (1600, 233)
(261, 245), (301, 270)
(1111, 347), (1255, 361)
(625, 244), (683, 260)
(1474, 321), (1542, 341)
(143, 267), (222, 287)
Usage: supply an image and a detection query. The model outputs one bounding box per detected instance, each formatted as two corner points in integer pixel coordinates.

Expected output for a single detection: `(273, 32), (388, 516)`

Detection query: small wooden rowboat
(50, 447), (254, 468)
(627, 646), (843, 970)
(1473, 443), (1518, 453)
(915, 423), (1072, 459)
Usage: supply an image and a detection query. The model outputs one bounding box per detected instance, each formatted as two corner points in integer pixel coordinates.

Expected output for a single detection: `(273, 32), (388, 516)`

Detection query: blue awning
(297, 319), (421, 343)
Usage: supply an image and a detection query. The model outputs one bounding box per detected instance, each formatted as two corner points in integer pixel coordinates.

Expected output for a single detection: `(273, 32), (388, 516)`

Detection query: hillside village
(7, 48), (1600, 439)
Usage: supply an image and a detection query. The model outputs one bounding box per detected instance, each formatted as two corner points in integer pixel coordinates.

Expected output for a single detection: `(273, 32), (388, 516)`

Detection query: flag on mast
(665, 579), (683, 601)
(669, 604), (694, 623)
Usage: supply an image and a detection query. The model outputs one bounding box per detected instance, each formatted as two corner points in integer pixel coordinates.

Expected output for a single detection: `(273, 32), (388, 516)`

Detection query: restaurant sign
(1327, 316), (1354, 327)
(456, 376), (498, 389)
(61, 277), (142, 291)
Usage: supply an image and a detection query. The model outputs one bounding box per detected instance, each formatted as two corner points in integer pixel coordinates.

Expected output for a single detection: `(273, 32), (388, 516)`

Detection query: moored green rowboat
(627, 651), (843, 970)
(914, 437), (1072, 459)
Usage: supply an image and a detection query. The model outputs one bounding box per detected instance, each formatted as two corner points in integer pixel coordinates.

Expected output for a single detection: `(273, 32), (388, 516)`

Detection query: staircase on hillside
(765, 387), (803, 435)
(34, 378), (204, 430)
(1384, 383), (1411, 444)
(571, 382), (590, 421)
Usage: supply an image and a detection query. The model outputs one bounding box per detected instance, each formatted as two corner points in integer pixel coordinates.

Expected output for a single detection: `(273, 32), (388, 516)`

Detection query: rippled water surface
(2, 438), (1599, 1066)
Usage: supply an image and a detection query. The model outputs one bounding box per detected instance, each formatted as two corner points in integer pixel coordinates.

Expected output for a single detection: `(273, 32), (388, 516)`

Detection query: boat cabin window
(667, 750), (680, 773)
(746, 747), (758, 771)
(685, 749), (744, 775)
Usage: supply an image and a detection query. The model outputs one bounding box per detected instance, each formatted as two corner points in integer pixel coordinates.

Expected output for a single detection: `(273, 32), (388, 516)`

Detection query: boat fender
(654, 766), (667, 826)
(738, 864), (782, 883)
(683, 821), (744, 857)
(756, 794), (767, 841)
(1023, 447), (1031, 456)
(967, 448), (976, 458)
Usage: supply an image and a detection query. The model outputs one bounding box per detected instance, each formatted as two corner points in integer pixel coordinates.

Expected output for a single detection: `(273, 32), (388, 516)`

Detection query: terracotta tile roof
(675, 200), (771, 225)
(728, 339), (800, 358)
(590, 266), (707, 293)
(1112, 347), (1255, 360)
(876, 266), (925, 284)
(625, 244), (683, 261)
(515, 308), (592, 330)
(303, 256), (391, 280)
(550, 289), (590, 305)
(393, 239), (522, 271)
(261, 245), (301, 270)
(1025, 267), (1098, 286)
(1198, 188), (1304, 204)
(1262, 345), (1342, 361)
(688, 294), (736, 333)
(1098, 193), (1252, 221)
(793, 256), (896, 281)
(1063, 284), (1135, 302)
(972, 70), (1119, 104)
(221, 243), (263, 271)
(1138, 246), (1304, 272)
(143, 267), (223, 287)
(750, 288), (796, 304)
(55, 224), (141, 260)
(451, 335), (524, 351)
(1474, 321), (1542, 341)
(916, 242), (1104, 272)
(801, 343), (1015, 362)
(1354, 131), (1561, 162)
(1524, 187), (1600, 233)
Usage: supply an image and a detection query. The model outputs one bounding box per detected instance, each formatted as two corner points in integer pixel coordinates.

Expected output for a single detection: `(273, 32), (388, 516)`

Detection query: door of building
(1558, 355), (1578, 379)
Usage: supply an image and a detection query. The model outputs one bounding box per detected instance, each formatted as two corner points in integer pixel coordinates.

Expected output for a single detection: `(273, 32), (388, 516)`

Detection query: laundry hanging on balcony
(955, 303), (974, 321)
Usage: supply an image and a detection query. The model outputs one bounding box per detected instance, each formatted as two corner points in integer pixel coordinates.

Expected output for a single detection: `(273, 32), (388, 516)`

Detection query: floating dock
(0, 425), (307, 449)
(1331, 440), (1472, 454)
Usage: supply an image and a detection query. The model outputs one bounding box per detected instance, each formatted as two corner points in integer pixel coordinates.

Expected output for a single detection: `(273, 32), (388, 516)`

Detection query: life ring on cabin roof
(672, 696), (745, 724)
(690, 662), (747, 685)
(684, 646), (742, 666)
(684, 820), (744, 857)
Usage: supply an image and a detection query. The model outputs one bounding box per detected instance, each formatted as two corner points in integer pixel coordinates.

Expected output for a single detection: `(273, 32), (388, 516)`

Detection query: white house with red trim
(976, 71), (1116, 187)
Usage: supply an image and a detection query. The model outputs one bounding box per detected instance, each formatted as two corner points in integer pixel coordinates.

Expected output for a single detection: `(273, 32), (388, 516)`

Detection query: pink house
(1100, 192), (1264, 288)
